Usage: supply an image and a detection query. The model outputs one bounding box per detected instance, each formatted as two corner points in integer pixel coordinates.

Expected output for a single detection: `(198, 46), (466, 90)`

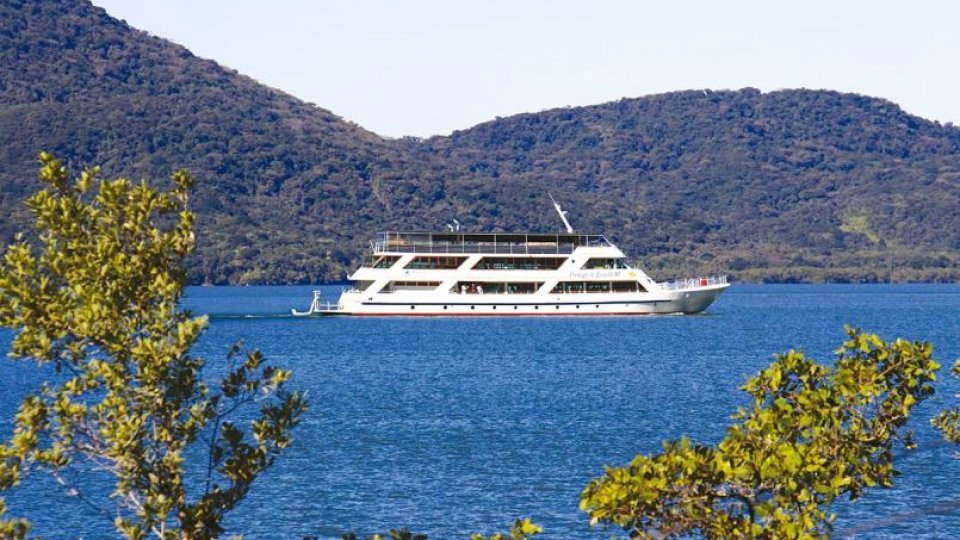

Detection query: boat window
(612, 281), (644, 293)
(452, 281), (543, 294)
(551, 281), (637, 293)
(384, 281), (441, 292)
(404, 256), (468, 270)
(586, 281), (611, 293)
(472, 257), (566, 270)
(583, 258), (631, 269)
(551, 281), (585, 293)
(363, 255), (401, 269)
(354, 281), (375, 292)
(505, 282), (541, 294)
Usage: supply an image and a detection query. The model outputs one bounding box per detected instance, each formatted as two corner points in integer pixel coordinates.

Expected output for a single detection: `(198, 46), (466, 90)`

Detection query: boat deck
(373, 231), (613, 255)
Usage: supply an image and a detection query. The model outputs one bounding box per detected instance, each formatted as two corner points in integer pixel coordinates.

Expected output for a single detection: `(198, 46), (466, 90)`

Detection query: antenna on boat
(549, 193), (575, 234)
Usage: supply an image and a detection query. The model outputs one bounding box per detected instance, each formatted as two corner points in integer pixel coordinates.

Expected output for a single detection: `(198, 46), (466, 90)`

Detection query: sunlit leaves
(0, 154), (305, 539)
(339, 528), (428, 540)
(933, 359), (960, 445)
(470, 518), (542, 540)
(581, 327), (939, 540)
(336, 518), (542, 540)
(0, 499), (29, 540)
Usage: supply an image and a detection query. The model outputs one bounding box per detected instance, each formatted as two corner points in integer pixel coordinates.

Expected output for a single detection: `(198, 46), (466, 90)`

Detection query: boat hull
(309, 284), (727, 316)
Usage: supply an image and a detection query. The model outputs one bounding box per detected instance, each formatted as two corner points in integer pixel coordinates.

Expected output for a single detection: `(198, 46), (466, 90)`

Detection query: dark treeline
(2, 0), (959, 284)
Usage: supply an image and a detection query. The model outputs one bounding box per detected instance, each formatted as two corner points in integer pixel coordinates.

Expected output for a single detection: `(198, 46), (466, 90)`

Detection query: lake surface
(2, 284), (960, 538)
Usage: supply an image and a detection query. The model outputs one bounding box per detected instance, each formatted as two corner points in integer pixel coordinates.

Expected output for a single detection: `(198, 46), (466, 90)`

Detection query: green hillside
(423, 90), (960, 282)
(2, 0), (959, 283)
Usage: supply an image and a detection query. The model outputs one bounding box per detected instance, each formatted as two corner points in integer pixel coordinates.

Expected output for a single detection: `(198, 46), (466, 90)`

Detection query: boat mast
(549, 193), (575, 234)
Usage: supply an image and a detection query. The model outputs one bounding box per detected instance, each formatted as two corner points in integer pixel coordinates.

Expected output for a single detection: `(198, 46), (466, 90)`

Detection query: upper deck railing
(372, 232), (613, 255)
(659, 275), (729, 290)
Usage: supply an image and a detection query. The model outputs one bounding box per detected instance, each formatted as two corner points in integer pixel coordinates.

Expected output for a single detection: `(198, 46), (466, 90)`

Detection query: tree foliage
(933, 359), (960, 444)
(338, 528), (429, 540)
(0, 154), (306, 539)
(469, 518), (542, 540)
(334, 518), (541, 540)
(581, 328), (939, 539)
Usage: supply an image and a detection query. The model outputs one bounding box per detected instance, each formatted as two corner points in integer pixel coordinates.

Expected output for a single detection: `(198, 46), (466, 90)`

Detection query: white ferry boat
(293, 201), (728, 317)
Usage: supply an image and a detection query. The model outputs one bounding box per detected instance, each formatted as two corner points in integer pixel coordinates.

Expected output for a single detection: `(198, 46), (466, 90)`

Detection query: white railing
(659, 274), (728, 291)
(292, 290), (343, 315)
(371, 242), (593, 255)
(370, 233), (612, 255)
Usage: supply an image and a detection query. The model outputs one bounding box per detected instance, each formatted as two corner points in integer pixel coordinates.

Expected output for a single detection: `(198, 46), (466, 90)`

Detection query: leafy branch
(0, 154), (306, 539)
(581, 327), (939, 539)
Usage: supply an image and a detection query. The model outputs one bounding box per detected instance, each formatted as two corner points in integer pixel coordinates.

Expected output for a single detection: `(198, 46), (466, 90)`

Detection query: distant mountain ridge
(2, 0), (959, 283)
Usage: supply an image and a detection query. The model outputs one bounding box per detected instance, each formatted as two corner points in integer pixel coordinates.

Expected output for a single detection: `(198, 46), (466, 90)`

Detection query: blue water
(2, 285), (960, 539)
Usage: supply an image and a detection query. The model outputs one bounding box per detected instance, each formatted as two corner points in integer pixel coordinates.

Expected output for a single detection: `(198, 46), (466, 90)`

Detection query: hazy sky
(91, 0), (960, 138)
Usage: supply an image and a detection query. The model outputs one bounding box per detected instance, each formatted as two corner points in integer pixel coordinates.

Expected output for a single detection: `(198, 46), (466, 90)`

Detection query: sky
(91, 0), (960, 138)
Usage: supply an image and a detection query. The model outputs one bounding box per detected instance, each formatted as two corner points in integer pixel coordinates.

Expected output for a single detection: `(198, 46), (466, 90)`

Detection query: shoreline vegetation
(189, 241), (960, 286)
(204, 267), (960, 288)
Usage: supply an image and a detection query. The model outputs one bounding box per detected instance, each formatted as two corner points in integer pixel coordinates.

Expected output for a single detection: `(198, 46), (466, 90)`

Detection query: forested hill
(421, 90), (960, 281)
(2, 0), (960, 283)
(0, 0), (484, 285)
